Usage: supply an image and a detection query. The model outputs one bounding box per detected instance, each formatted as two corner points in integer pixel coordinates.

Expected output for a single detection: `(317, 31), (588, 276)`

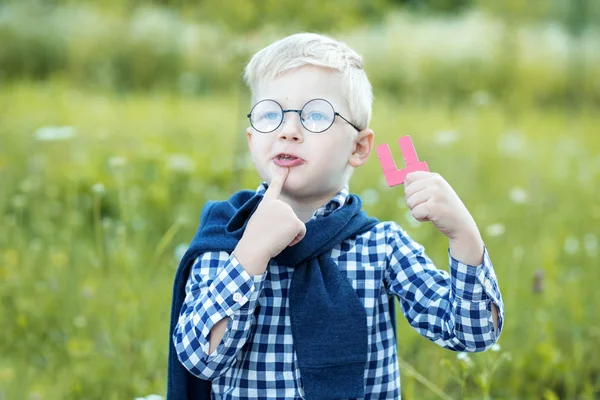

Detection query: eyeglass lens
(249, 99), (335, 133)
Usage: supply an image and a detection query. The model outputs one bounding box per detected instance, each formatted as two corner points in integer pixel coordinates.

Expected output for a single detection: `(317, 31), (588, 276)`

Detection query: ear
(348, 128), (374, 168)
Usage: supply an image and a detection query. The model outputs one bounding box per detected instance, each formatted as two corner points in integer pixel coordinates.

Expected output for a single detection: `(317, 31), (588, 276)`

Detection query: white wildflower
(174, 243), (189, 261)
(498, 131), (526, 157)
(131, 217), (147, 232)
(102, 218), (114, 231)
(19, 177), (39, 193)
(108, 156), (127, 169)
(91, 183), (105, 195)
(457, 352), (473, 366)
(433, 130), (459, 146)
(102, 218), (113, 230)
(486, 223), (505, 237)
(472, 90), (492, 107)
(513, 246), (525, 261)
(34, 126), (77, 141)
(564, 235), (580, 255)
(178, 72), (201, 95)
(115, 223), (126, 237)
(360, 189), (380, 206)
(74, 316), (87, 328)
(584, 234), (597, 256)
(28, 392), (43, 400)
(81, 285), (95, 299)
(396, 197), (405, 209)
(134, 395), (164, 400)
(29, 239), (43, 252)
(491, 343), (501, 352)
(509, 187), (528, 204)
(404, 210), (421, 228)
(168, 154), (194, 173)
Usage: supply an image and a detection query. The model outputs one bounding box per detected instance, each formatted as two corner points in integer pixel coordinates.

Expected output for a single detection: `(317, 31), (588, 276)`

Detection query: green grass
(1, 80), (599, 399)
(1, 3), (599, 106)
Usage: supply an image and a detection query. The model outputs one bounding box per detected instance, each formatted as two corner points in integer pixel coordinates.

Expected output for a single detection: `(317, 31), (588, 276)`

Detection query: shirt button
(233, 292), (243, 302)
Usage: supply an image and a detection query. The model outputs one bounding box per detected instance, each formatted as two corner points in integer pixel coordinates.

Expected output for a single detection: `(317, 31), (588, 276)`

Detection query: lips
(274, 153), (303, 161)
(273, 152), (305, 167)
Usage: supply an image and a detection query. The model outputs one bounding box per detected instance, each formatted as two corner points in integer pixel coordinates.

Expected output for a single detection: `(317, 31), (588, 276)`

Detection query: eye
(305, 112), (329, 122)
(259, 111), (280, 121)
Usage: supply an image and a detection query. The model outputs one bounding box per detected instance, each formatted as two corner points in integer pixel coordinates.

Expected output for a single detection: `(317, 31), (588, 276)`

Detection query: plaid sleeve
(450, 246), (504, 340)
(173, 251), (267, 380)
(385, 222), (503, 352)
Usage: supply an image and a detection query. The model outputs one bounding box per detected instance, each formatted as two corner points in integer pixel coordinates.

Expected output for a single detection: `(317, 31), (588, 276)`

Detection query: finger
(404, 177), (430, 199)
(289, 223), (306, 247)
(264, 167), (289, 200)
(406, 188), (431, 210)
(404, 170), (432, 187)
(410, 201), (431, 222)
(299, 222), (307, 239)
(289, 233), (302, 247)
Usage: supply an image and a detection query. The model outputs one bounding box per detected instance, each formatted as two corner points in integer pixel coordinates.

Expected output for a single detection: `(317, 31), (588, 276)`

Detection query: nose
(278, 112), (304, 142)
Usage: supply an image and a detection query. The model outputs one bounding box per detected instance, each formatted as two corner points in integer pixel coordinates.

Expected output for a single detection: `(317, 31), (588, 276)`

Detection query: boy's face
(246, 65), (373, 202)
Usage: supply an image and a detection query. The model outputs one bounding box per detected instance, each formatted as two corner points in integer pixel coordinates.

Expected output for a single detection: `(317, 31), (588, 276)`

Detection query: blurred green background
(1, 0), (599, 399)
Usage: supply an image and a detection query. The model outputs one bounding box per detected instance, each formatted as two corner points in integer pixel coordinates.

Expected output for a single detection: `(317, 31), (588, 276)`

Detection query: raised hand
(235, 167), (307, 274)
(404, 171), (478, 240)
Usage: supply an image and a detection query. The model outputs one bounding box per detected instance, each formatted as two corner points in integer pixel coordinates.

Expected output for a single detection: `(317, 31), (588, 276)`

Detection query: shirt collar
(255, 182), (350, 220)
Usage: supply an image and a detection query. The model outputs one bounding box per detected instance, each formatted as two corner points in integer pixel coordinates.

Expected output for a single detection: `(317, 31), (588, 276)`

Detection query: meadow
(1, 3), (600, 399)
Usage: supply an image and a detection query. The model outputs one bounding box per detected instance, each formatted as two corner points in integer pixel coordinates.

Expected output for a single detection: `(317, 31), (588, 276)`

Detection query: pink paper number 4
(376, 135), (429, 187)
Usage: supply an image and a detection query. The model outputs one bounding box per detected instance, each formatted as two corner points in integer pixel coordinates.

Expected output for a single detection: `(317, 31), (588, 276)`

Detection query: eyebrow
(254, 97), (338, 109)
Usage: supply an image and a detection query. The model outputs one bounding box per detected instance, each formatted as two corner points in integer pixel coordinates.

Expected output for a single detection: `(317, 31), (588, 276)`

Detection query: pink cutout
(376, 135), (429, 187)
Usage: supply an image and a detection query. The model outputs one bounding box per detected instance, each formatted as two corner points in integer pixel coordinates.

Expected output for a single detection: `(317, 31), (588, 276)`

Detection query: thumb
(289, 223), (307, 247)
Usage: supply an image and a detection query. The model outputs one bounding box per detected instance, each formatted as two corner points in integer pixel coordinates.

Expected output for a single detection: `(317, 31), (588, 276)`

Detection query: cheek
(324, 136), (353, 161)
(250, 140), (269, 158)
(314, 141), (351, 173)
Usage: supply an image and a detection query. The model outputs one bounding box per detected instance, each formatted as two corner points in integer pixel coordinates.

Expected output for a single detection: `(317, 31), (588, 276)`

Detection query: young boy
(167, 33), (503, 399)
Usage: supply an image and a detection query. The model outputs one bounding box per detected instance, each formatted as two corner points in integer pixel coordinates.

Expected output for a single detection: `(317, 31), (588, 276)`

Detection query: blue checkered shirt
(173, 183), (504, 399)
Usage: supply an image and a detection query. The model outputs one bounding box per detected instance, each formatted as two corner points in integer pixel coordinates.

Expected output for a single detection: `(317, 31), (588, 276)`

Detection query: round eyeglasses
(247, 98), (361, 134)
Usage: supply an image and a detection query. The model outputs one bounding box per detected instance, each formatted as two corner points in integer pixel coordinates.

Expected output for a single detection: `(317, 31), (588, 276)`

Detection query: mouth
(273, 153), (305, 167)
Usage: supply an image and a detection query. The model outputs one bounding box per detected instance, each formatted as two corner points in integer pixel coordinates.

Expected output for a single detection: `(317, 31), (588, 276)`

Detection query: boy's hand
(404, 171), (496, 327)
(404, 171), (479, 241)
(240, 167), (306, 263)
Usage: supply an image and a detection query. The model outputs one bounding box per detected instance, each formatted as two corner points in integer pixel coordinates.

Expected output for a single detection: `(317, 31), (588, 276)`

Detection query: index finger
(404, 170), (431, 188)
(264, 167), (289, 200)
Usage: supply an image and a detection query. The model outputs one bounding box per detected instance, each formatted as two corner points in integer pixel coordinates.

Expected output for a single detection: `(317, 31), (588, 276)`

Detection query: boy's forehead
(253, 66), (346, 109)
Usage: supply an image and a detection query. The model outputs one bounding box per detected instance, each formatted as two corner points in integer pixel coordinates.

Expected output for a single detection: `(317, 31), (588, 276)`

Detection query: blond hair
(243, 33), (373, 131)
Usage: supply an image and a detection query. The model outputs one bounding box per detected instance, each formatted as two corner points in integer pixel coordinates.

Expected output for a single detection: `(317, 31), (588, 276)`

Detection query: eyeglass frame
(246, 98), (361, 134)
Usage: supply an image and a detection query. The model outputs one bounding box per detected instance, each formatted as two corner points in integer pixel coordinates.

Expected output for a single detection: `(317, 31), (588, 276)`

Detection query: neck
(278, 186), (344, 223)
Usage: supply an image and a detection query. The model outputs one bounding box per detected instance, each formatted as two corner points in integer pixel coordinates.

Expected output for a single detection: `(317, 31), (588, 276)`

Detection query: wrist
(234, 237), (270, 275)
(449, 226), (484, 266)
(447, 217), (479, 240)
